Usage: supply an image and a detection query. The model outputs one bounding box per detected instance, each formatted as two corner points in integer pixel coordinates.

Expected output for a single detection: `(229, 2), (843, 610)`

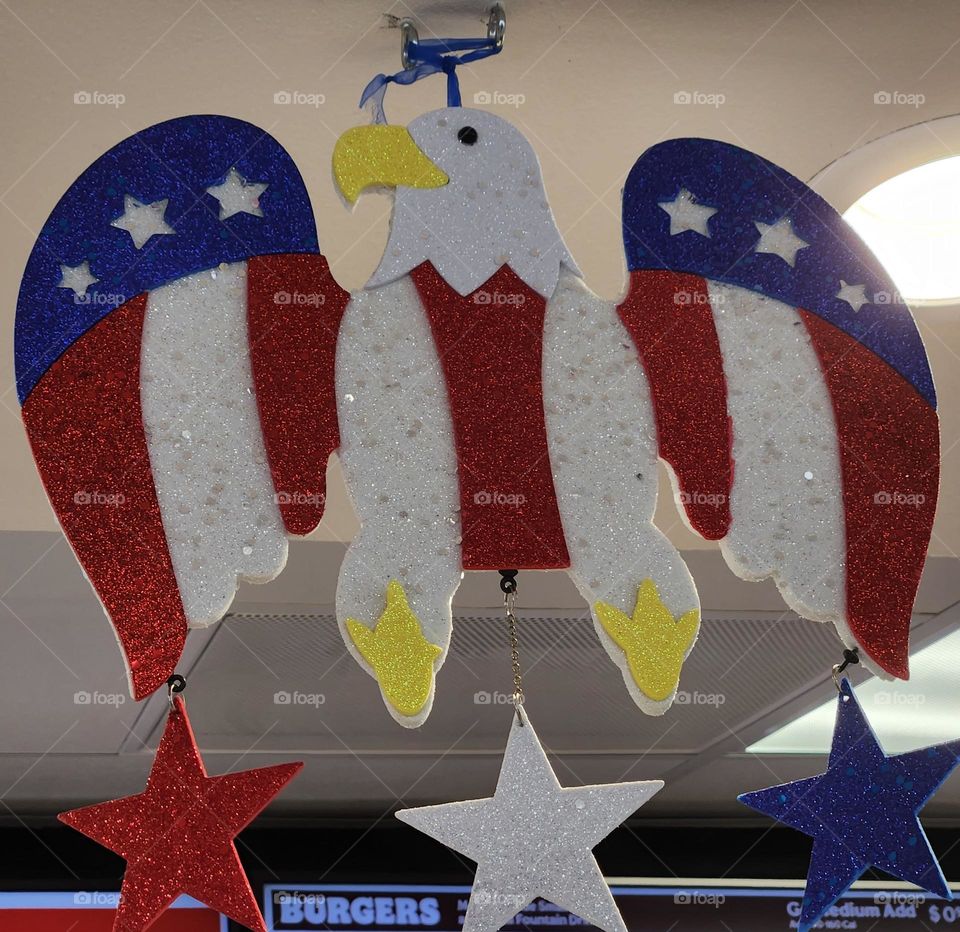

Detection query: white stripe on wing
(141, 262), (287, 626)
(708, 280), (847, 629)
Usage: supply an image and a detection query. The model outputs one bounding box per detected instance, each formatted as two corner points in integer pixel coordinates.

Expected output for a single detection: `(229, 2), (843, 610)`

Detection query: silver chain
(504, 586), (524, 722)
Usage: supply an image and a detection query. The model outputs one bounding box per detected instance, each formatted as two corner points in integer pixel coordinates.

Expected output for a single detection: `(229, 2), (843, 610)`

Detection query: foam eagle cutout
(16, 111), (939, 726)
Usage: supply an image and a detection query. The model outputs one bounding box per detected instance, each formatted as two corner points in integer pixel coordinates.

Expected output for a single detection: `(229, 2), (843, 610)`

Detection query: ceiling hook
(398, 4), (504, 70)
(487, 3), (506, 50)
(400, 18), (419, 70)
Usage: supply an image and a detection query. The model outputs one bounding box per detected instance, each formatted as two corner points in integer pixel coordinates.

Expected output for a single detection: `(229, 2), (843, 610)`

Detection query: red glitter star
(59, 696), (302, 932)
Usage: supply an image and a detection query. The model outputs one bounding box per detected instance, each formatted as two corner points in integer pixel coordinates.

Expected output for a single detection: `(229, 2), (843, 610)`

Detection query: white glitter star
(397, 707), (662, 932)
(836, 279), (870, 312)
(111, 195), (175, 249)
(753, 217), (809, 267)
(57, 260), (98, 297)
(658, 188), (717, 237)
(205, 168), (268, 220)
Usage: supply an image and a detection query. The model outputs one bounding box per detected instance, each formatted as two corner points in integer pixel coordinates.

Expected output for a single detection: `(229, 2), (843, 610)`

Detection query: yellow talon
(346, 580), (443, 718)
(594, 579), (699, 702)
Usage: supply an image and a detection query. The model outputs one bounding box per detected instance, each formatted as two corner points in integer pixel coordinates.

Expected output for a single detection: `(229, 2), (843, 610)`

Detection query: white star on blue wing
(57, 261), (98, 297)
(111, 195), (175, 250)
(836, 279), (870, 312)
(205, 168), (268, 220)
(754, 217), (809, 266)
(658, 188), (717, 237)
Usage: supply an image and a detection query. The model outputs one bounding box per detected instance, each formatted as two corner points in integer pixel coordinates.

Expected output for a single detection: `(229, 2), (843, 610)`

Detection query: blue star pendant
(739, 678), (960, 932)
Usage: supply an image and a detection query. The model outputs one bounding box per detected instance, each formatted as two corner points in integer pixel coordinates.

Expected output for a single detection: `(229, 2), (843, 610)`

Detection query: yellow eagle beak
(333, 125), (448, 204)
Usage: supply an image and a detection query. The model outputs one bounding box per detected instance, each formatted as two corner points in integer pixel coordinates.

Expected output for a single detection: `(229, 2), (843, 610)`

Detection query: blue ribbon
(360, 34), (502, 123)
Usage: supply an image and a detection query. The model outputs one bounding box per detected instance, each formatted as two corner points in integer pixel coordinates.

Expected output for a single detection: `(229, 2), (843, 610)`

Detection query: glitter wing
(15, 115), (349, 699)
(617, 138), (939, 679)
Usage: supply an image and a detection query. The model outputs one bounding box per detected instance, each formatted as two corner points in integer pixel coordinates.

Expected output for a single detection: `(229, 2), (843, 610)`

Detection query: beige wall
(2, 0), (959, 555)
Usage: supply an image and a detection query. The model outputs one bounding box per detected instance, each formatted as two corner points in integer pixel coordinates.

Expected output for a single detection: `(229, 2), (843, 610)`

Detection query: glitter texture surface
(396, 706), (662, 932)
(621, 137), (935, 407)
(22, 104), (939, 724)
(412, 262), (570, 570)
(543, 271), (699, 715)
(617, 270), (732, 540)
(740, 679), (960, 932)
(15, 115), (319, 403)
(618, 135), (938, 677)
(800, 311), (939, 678)
(141, 261), (287, 626)
(594, 579), (699, 703)
(368, 108), (579, 298)
(59, 696), (302, 932)
(248, 253), (350, 535)
(332, 124), (449, 203)
(21, 295), (187, 700)
(346, 580), (443, 718)
(335, 275), (462, 729)
(16, 113), (325, 695)
(709, 282), (846, 626)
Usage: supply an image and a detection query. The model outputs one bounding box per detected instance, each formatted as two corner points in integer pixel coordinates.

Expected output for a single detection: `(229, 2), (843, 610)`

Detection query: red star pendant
(59, 696), (302, 932)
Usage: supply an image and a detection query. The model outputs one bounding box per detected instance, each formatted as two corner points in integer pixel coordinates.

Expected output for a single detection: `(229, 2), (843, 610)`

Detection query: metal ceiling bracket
(398, 3), (505, 70)
(487, 3), (506, 50)
(400, 18), (419, 70)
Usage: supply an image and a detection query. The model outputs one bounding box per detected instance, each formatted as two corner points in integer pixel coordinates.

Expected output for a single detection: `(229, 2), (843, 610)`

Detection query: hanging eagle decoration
(15, 107), (939, 727)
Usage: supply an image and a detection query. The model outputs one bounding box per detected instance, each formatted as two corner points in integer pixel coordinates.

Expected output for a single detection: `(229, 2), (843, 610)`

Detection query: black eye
(457, 126), (478, 145)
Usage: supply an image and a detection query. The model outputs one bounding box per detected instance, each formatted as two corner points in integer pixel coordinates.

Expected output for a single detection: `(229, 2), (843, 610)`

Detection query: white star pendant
(111, 195), (175, 250)
(58, 261), (98, 297)
(753, 217), (808, 266)
(836, 279), (870, 312)
(658, 188), (717, 237)
(206, 168), (268, 220)
(396, 706), (662, 932)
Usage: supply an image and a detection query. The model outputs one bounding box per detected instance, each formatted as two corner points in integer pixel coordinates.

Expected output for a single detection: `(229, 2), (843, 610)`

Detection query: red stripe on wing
(799, 310), (939, 679)
(247, 254), (350, 535)
(618, 270), (733, 539)
(21, 295), (187, 699)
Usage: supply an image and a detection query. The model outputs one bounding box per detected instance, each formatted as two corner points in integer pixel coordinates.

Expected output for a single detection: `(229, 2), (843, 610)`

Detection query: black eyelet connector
(167, 673), (187, 695)
(831, 648), (860, 691)
(498, 569), (518, 594)
(837, 648), (860, 674)
(458, 126), (479, 145)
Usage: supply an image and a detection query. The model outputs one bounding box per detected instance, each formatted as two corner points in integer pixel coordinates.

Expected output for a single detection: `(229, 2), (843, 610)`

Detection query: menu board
(0, 891), (226, 931)
(262, 883), (951, 932)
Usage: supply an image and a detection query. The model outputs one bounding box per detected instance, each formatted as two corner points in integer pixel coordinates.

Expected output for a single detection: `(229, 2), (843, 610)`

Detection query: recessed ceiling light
(747, 627), (960, 755)
(844, 156), (960, 303)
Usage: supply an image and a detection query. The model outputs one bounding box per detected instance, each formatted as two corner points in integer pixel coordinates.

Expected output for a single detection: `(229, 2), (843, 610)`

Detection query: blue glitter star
(739, 678), (960, 932)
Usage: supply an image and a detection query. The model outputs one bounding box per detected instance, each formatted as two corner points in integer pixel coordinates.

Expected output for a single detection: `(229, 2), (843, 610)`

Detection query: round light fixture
(844, 155), (960, 304)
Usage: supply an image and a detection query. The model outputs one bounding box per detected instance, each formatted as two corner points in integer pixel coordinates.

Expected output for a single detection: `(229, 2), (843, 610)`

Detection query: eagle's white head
(333, 107), (578, 297)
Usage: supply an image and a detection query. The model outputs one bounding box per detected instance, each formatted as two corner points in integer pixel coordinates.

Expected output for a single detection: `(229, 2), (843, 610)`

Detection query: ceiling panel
(1, 531), (957, 819)
(173, 610), (845, 757)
